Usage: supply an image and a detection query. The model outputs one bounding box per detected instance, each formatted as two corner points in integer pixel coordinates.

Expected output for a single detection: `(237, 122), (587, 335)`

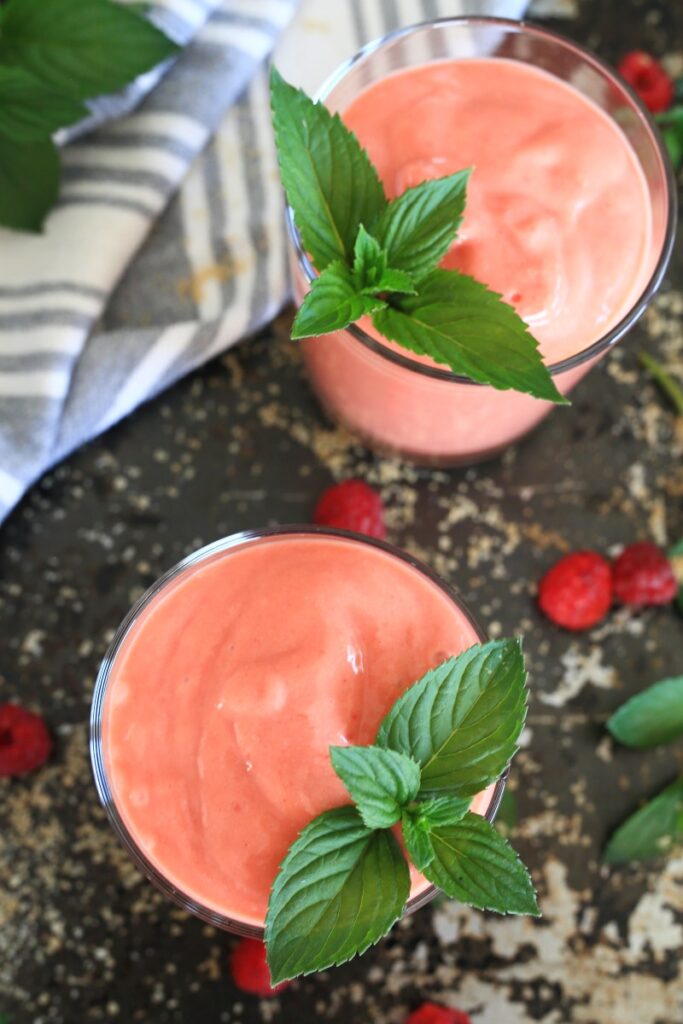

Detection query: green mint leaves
(604, 672), (683, 863)
(0, 0), (178, 232)
(264, 807), (410, 985)
(604, 778), (683, 865)
(265, 639), (538, 985)
(607, 676), (683, 748)
(271, 67), (387, 271)
(330, 745), (421, 829)
(271, 68), (565, 404)
(376, 638), (528, 798)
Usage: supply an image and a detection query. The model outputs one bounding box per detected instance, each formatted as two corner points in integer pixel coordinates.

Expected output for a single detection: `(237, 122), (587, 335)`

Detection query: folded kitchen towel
(0, 0), (527, 523)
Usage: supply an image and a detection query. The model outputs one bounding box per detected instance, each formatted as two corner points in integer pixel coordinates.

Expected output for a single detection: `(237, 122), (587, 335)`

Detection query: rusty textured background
(1, 1), (682, 1021)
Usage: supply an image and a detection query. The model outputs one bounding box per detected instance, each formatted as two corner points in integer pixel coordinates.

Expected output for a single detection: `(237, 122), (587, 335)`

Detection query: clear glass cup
(90, 526), (506, 937)
(287, 17), (676, 466)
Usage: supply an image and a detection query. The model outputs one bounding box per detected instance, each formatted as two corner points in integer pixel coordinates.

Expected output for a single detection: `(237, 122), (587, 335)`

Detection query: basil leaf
(421, 812), (540, 915)
(604, 778), (683, 864)
(402, 796), (471, 871)
(291, 261), (385, 339)
(265, 806), (409, 985)
(376, 639), (528, 799)
(0, 135), (59, 232)
(0, 65), (86, 142)
(607, 676), (683, 748)
(330, 745), (421, 829)
(0, 0), (178, 101)
(373, 170), (470, 278)
(374, 269), (566, 404)
(271, 67), (387, 272)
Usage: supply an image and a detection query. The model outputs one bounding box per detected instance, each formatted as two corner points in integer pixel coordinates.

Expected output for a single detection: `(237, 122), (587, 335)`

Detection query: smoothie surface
(102, 534), (488, 925)
(341, 58), (653, 363)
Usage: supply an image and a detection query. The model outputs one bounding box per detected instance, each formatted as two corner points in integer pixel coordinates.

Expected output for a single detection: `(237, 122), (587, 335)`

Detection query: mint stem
(639, 352), (683, 415)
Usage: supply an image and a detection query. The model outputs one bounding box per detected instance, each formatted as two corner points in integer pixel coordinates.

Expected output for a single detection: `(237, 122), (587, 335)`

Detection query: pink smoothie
(101, 533), (490, 926)
(297, 57), (658, 463)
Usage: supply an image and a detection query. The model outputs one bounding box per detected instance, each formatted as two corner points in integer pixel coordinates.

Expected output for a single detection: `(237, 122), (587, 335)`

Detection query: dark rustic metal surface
(1, 2), (682, 1022)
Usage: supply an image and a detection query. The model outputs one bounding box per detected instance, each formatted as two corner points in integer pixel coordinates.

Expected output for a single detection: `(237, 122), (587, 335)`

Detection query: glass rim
(286, 15), (677, 385)
(90, 524), (506, 936)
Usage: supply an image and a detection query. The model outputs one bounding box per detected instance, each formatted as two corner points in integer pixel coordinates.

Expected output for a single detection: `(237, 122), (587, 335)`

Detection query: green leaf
(0, 65), (86, 142)
(292, 261), (385, 338)
(639, 352), (683, 415)
(420, 812), (539, 915)
(604, 778), (683, 864)
(0, 135), (60, 232)
(270, 67), (387, 272)
(607, 676), (683, 748)
(353, 225), (416, 296)
(402, 796), (471, 871)
(330, 745), (421, 829)
(373, 170), (470, 278)
(663, 125), (683, 171)
(265, 806), (410, 984)
(0, 0), (179, 101)
(373, 269), (567, 404)
(376, 639), (528, 799)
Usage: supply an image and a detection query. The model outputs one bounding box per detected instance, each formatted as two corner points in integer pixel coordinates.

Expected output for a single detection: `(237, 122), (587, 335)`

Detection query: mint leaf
(0, 135), (59, 232)
(352, 225), (416, 296)
(292, 261), (385, 339)
(271, 67), (387, 272)
(604, 778), (683, 864)
(639, 352), (683, 415)
(402, 796), (470, 871)
(373, 170), (470, 279)
(377, 639), (528, 799)
(374, 269), (566, 404)
(420, 812), (540, 915)
(607, 676), (683, 748)
(330, 745), (420, 829)
(0, 65), (86, 142)
(265, 806), (409, 985)
(0, 0), (178, 101)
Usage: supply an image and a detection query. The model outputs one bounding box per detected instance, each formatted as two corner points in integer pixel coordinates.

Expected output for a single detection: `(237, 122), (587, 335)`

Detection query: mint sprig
(607, 675), (683, 748)
(604, 777), (683, 864)
(265, 638), (538, 985)
(271, 68), (565, 404)
(0, 0), (178, 232)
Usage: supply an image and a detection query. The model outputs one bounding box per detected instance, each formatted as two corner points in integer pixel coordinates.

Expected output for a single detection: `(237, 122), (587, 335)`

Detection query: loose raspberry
(0, 703), (52, 778)
(618, 51), (674, 113)
(229, 938), (290, 997)
(313, 479), (386, 539)
(538, 551), (613, 630)
(406, 1004), (472, 1024)
(613, 542), (678, 606)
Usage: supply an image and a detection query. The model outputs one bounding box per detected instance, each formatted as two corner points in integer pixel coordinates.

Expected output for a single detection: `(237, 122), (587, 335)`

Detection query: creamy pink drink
(93, 530), (496, 930)
(291, 21), (673, 464)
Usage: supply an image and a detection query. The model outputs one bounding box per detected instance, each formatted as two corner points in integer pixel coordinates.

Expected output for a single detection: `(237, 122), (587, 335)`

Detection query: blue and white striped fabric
(0, 0), (527, 522)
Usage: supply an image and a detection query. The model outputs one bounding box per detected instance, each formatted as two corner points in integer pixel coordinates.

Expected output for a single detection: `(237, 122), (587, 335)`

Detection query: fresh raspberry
(618, 51), (674, 113)
(538, 551), (613, 630)
(229, 939), (290, 997)
(406, 1004), (472, 1024)
(613, 542), (678, 606)
(313, 479), (386, 539)
(0, 703), (52, 778)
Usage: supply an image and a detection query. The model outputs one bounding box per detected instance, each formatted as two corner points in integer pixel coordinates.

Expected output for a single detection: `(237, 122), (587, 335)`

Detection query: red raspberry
(618, 51), (674, 113)
(613, 542), (678, 606)
(0, 703), (52, 778)
(313, 479), (386, 539)
(406, 1004), (472, 1024)
(229, 939), (290, 997)
(538, 551), (613, 630)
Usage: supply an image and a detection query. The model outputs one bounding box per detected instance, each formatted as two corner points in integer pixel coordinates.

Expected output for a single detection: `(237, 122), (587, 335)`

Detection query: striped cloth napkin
(0, 0), (526, 522)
